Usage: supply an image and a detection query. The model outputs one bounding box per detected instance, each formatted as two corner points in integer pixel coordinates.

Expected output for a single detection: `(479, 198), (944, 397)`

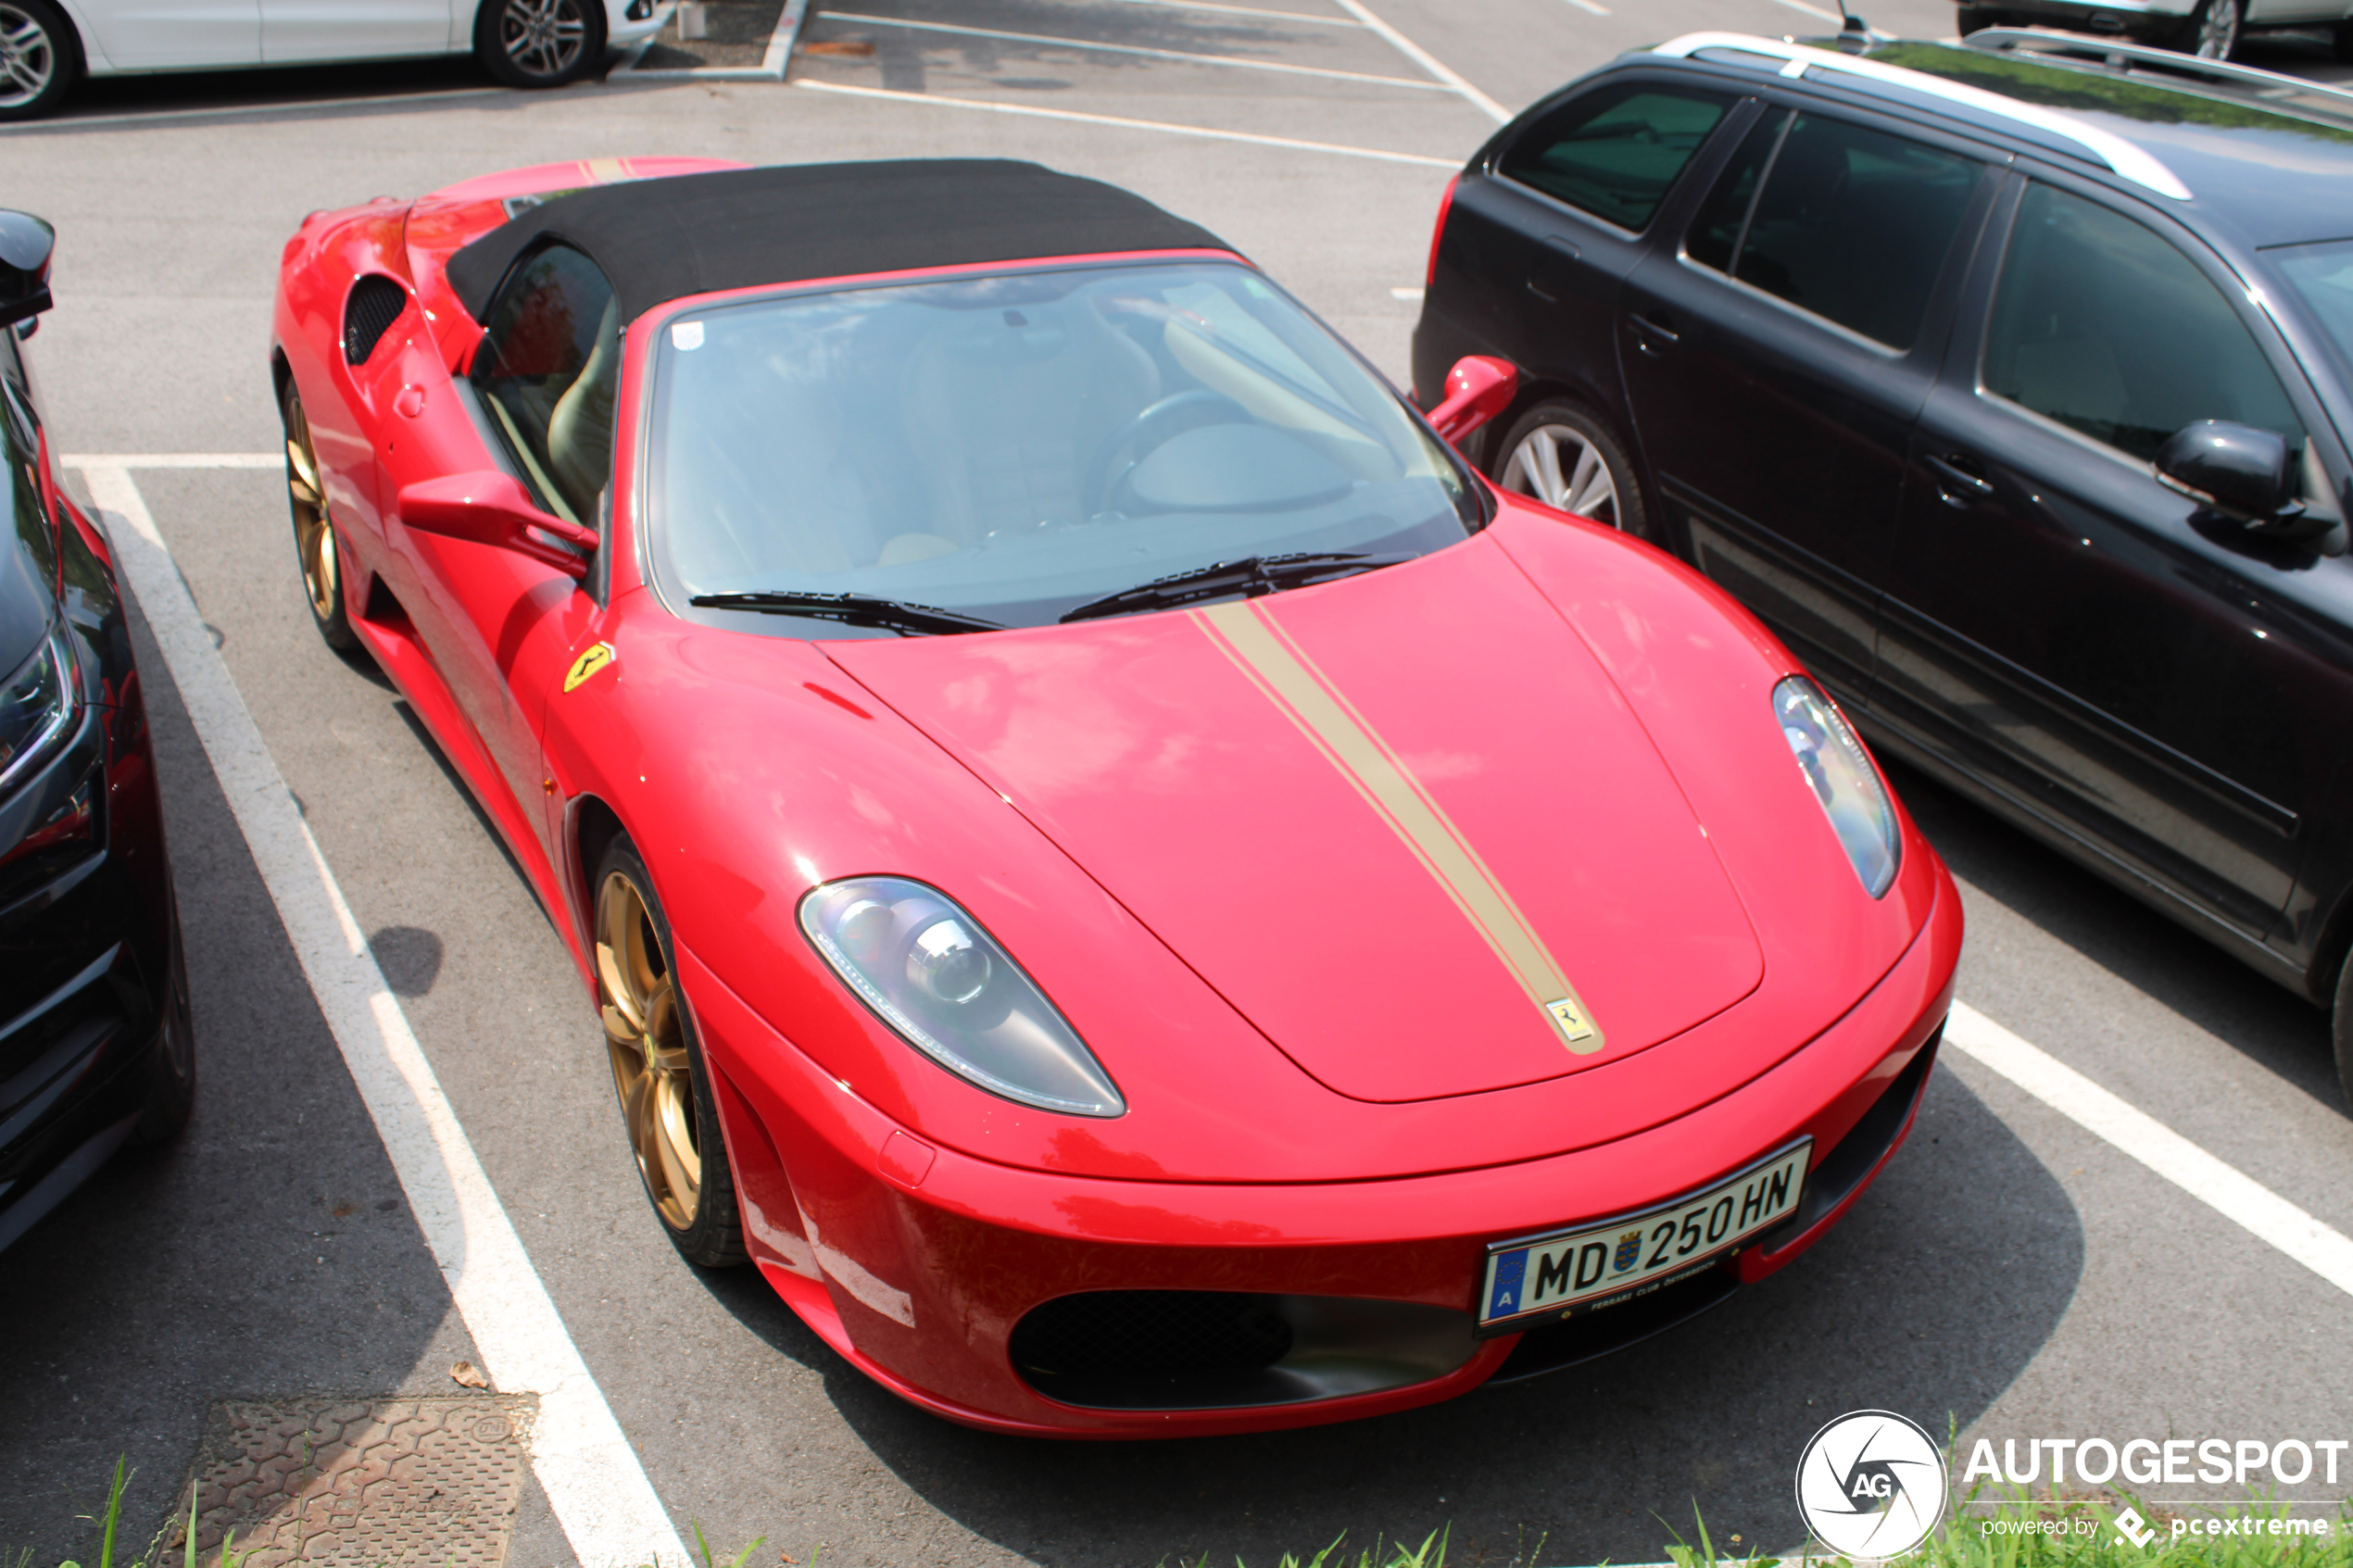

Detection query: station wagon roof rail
(1648, 31), (2195, 200)
(1964, 27), (2353, 120)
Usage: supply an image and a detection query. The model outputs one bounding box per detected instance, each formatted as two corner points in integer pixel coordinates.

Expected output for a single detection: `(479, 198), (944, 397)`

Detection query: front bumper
(606, 0), (677, 46)
(692, 866), (1960, 1437)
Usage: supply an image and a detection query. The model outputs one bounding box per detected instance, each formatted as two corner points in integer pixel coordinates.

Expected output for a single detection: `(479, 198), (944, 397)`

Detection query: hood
(824, 534), (1763, 1104)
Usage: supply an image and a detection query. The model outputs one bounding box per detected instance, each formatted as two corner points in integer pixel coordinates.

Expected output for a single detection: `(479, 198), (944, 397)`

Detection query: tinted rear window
(1498, 83), (1734, 232)
(1695, 112), (1981, 351)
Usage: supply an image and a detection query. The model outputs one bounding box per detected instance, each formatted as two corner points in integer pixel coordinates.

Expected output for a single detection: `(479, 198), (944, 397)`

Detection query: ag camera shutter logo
(1795, 1410), (1948, 1558)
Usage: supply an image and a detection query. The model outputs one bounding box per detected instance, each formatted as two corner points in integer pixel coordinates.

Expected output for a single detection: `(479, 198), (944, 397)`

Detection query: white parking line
(794, 78), (1461, 166)
(1088, 0), (1368, 25)
(818, 10), (1454, 91)
(1945, 1001), (2353, 1299)
(622, 0), (809, 79)
(1327, 0), (1513, 122)
(72, 458), (688, 1568)
(0, 84), (506, 132)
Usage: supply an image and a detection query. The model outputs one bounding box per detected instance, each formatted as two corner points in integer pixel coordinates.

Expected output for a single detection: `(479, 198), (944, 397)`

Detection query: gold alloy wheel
(598, 870), (702, 1231)
(284, 390), (340, 623)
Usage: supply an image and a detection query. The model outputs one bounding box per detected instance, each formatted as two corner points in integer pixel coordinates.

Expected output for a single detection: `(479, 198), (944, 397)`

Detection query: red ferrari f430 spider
(270, 157), (1961, 1436)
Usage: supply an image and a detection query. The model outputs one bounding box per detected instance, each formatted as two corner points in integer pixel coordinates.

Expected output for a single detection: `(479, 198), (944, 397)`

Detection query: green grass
(19, 1458), (2351, 1568)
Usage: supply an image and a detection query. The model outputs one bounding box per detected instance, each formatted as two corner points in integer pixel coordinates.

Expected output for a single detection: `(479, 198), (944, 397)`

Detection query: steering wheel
(1092, 391), (1253, 516)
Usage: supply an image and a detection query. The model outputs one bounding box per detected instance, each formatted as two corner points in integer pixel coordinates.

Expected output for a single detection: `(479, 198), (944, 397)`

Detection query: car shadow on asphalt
(1887, 759), (2349, 1120)
(0, 591), (480, 1561)
(681, 1045), (2079, 1568)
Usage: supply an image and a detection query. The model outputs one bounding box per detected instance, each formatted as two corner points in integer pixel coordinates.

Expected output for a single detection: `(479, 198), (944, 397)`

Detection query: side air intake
(343, 275), (409, 366)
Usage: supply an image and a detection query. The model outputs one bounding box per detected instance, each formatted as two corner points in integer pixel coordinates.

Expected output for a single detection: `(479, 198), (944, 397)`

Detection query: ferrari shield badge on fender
(564, 642), (616, 693)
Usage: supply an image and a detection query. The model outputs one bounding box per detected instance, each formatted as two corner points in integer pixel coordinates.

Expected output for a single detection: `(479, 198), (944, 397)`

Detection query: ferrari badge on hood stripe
(564, 642), (615, 692)
(1192, 598), (1605, 1056)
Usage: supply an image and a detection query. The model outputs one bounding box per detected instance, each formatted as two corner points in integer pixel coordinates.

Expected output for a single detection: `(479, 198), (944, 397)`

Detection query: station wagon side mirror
(1427, 356), (1518, 447)
(2154, 421), (2313, 536)
(0, 210), (57, 332)
(397, 470), (597, 579)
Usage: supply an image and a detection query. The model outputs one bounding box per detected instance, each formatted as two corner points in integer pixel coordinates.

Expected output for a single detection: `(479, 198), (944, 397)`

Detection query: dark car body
(1413, 31), (2353, 1097)
(0, 243), (193, 1253)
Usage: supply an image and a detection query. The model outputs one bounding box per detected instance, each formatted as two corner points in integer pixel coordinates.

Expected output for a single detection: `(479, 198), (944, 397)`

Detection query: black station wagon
(1412, 29), (2353, 1109)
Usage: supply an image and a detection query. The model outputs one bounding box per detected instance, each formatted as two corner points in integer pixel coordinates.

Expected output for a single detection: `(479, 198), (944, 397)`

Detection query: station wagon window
(1686, 112), (1979, 351)
(1497, 82), (1733, 233)
(1984, 183), (2302, 463)
(472, 243), (621, 527)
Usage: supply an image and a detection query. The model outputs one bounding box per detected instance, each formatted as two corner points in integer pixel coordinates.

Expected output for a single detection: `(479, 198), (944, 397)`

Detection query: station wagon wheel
(281, 383), (359, 652)
(595, 836), (746, 1268)
(1491, 400), (1651, 541)
(474, 0), (606, 88)
(2183, 0), (2240, 58)
(0, 0), (75, 122)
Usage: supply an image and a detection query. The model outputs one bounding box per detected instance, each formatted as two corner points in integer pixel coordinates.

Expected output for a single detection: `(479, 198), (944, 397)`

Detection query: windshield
(2272, 239), (2353, 388)
(645, 261), (1478, 633)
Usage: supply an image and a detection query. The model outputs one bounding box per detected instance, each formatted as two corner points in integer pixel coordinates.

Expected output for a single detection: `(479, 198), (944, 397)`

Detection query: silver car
(1959, 0), (2352, 57)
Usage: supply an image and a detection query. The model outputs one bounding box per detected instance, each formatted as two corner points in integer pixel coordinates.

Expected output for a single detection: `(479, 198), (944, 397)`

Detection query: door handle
(1628, 313), (1680, 357)
(1924, 452), (1994, 507)
(1525, 237), (1583, 303)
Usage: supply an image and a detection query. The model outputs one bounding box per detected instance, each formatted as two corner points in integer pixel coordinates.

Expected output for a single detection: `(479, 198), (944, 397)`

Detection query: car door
(74, 0), (260, 68)
(1874, 169), (2353, 939)
(1615, 100), (1997, 703)
(1436, 76), (1753, 424)
(260, 0), (451, 60)
(378, 242), (616, 856)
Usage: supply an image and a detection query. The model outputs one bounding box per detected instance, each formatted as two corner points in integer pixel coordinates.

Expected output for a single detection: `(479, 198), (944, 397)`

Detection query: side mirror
(0, 210), (57, 331)
(1427, 356), (1518, 446)
(397, 471), (597, 579)
(2155, 420), (2301, 526)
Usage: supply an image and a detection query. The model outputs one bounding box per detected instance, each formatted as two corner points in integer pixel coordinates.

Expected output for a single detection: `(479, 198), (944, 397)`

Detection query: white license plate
(1477, 1140), (1811, 1335)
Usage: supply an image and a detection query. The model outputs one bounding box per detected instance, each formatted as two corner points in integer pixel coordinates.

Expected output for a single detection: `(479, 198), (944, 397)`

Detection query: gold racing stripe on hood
(1194, 598), (1604, 1055)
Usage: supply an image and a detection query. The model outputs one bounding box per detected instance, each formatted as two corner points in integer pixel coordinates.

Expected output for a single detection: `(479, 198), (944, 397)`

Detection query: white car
(0, 0), (673, 119)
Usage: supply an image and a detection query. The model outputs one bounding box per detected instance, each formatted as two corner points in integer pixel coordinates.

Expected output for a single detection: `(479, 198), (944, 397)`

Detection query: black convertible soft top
(445, 159), (1233, 325)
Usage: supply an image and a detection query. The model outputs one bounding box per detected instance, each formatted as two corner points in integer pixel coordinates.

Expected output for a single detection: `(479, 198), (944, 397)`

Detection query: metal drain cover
(180, 1396), (536, 1566)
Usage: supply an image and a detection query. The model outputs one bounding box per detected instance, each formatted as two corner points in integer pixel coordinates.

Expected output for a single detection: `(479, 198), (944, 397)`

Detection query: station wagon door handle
(1628, 313), (1680, 355)
(1925, 452), (1995, 506)
(1525, 236), (1582, 302)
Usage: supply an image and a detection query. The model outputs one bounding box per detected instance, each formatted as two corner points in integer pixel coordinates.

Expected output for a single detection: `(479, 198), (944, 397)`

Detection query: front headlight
(0, 626), (79, 797)
(799, 877), (1126, 1118)
(1773, 676), (1899, 898)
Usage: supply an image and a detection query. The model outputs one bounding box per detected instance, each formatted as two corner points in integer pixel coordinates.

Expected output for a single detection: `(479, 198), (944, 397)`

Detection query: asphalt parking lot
(5, 5), (2353, 1565)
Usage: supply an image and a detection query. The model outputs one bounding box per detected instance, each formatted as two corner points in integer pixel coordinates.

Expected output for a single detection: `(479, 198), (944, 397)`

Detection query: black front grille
(1011, 1290), (1293, 1381)
(343, 275), (409, 366)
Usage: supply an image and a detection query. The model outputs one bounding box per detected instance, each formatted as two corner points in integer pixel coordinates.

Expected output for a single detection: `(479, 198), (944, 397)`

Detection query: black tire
(281, 383), (360, 653)
(1489, 399), (1653, 542)
(2334, 19), (2353, 62)
(1956, 6), (2014, 33)
(132, 912), (195, 1145)
(2174, 0), (2241, 57)
(0, 0), (77, 122)
(2332, 947), (2353, 1115)
(473, 0), (607, 88)
(593, 834), (747, 1269)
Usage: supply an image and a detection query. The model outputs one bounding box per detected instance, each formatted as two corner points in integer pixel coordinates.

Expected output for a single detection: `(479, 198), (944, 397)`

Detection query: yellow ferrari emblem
(563, 642), (615, 693)
(1544, 997), (1597, 1046)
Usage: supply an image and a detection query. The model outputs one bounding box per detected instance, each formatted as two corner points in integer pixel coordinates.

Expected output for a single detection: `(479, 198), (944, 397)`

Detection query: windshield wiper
(1058, 551), (1413, 624)
(689, 591), (1004, 636)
